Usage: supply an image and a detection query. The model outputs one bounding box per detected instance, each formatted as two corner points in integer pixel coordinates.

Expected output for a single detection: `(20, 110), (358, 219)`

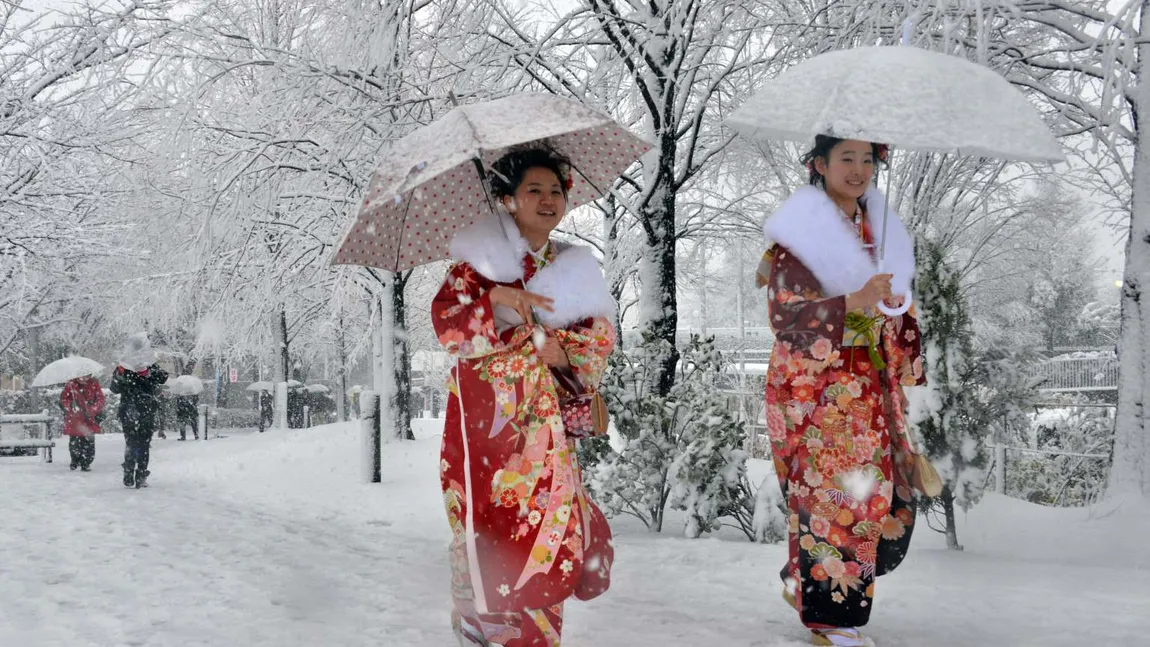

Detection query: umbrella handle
(877, 291), (913, 317)
(876, 255), (912, 316)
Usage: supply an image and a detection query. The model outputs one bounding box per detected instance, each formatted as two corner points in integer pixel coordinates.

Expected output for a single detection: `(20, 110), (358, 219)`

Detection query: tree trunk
(641, 139), (681, 397)
(941, 487), (963, 551)
(372, 283), (393, 441)
(1110, 0), (1150, 500)
(276, 308), (289, 382)
(392, 270), (414, 440)
(602, 195), (627, 348)
(336, 314), (348, 422)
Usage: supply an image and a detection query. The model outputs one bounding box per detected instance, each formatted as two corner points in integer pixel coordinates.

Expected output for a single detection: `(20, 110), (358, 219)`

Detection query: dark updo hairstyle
(799, 135), (889, 188)
(488, 148), (573, 200)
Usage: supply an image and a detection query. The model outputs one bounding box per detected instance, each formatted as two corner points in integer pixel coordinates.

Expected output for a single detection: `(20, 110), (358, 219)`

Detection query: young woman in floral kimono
(761, 136), (927, 647)
(432, 149), (617, 647)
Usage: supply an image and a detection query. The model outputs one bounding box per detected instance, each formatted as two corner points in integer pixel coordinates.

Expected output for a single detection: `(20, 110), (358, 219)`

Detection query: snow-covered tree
(911, 239), (990, 550)
(589, 334), (749, 536)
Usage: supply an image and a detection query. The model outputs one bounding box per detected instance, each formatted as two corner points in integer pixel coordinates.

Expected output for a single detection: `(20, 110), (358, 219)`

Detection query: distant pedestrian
(60, 375), (105, 471)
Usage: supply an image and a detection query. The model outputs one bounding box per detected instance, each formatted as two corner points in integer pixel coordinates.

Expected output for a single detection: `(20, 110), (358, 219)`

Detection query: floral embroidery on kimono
(434, 213), (617, 646)
(762, 185), (926, 629)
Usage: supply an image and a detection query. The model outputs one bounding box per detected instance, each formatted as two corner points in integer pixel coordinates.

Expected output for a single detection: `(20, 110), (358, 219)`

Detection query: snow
(0, 421), (1142, 646)
(30, 356), (104, 387)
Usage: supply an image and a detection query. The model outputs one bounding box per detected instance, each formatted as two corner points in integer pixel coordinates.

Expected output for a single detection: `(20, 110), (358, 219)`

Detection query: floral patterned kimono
(433, 213), (617, 647)
(761, 185), (926, 629)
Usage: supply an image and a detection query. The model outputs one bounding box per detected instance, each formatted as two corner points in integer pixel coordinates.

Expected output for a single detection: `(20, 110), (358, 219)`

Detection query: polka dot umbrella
(332, 93), (652, 272)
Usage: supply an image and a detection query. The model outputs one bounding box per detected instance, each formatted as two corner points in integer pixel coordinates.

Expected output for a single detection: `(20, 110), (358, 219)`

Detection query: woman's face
(505, 166), (567, 240)
(814, 139), (875, 203)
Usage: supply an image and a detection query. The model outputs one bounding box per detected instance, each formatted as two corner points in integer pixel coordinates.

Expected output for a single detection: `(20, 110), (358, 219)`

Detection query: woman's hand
(538, 334), (570, 368)
(846, 273), (893, 311)
(489, 286), (555, 324)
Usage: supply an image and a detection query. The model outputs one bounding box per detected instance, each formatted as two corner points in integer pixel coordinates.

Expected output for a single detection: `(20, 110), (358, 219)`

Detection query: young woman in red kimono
(761, 136), (927, 647)
(432, 149), (617, 647)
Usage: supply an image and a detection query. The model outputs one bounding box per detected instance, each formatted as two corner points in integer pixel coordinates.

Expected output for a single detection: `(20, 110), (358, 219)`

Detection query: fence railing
(1027, 356), (1118, 392)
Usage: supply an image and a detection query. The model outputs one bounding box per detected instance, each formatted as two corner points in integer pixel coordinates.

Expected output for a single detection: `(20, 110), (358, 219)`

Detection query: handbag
(550, 366), (609, 439)
(515, 275), (609, 439)
(899, 422), (943, 498)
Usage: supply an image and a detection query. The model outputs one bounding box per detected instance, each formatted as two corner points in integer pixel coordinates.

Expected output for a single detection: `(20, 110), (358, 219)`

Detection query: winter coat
(109, 364), (169, 431)
(60, 376), (106, 437)
(433, 212), (618, 614)
(175, 395), (199, 422)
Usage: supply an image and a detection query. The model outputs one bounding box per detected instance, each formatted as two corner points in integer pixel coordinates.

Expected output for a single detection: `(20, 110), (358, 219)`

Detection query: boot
(123, 467), (135, 488)
(135, 470), (150, 489)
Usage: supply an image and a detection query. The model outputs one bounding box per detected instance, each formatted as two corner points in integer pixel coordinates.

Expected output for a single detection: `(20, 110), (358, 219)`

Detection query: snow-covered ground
(1, 421), (1143, 646)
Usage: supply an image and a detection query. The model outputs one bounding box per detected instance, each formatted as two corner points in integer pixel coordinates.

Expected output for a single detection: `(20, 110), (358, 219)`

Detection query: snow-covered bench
(0, 410), (56, 463)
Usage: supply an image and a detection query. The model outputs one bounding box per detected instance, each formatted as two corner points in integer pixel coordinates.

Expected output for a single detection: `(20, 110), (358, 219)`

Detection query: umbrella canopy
(287, 379), (304, 389)
(118, 332), (158, 372)
(167, 375), (204, 396)
(31, 356), (103, 387)
(727, 46), (1064, 163)
(245, 381), (274, 392)
(306, 384), (330, 394)
(332, 93), (652, 272)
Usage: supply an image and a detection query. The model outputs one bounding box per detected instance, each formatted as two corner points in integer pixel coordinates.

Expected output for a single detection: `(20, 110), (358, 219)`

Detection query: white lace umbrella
(727, 46), (1064, 314)
(246, 381), (274, 392)
(332, 93), (651, 272)
(31, 356), (103, 387)
(726, 46), (1063, 163)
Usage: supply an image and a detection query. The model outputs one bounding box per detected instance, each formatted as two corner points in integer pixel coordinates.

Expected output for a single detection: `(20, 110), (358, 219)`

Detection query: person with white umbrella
(109, 333), (168, 488)
(757, 136), (924, 647)
(60, 373), (106, 471)
(728, 44), (1064, 647)
(31, 356), (106, 471)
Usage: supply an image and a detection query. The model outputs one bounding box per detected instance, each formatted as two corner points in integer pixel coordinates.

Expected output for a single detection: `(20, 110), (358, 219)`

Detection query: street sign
(228, 368), (238, 383)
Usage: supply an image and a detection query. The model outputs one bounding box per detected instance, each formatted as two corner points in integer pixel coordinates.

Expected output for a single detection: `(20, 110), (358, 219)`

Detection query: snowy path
(0, 423), (1143, 646)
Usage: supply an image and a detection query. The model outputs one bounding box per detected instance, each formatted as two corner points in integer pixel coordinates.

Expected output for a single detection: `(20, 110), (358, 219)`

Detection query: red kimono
(762, 186), (926, 630)
(433, 214), (617, 647)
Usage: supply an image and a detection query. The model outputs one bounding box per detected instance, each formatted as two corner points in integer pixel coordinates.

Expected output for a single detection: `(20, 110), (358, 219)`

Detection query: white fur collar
(449, 213), (617, 330)
(449, 212), (530, 284)
(762, 185), (915, 297)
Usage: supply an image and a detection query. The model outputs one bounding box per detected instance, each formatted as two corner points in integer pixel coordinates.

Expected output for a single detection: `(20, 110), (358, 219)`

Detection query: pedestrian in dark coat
(175, 394), (199, 440)
(109, 333), (168, 488)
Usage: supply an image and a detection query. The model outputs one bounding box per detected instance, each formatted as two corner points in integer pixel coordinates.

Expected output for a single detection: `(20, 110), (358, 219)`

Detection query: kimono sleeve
(556, 317), (616, 391)
(884, 309), (927, 387)
(766, 246), (847, 354)
(431, 262), (504, 360)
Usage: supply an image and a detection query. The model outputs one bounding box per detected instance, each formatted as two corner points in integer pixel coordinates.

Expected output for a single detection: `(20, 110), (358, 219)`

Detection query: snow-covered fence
(987, 402), (1115, 506)
(1027, 355), (1118, 393)
(0, 409), (56, 463)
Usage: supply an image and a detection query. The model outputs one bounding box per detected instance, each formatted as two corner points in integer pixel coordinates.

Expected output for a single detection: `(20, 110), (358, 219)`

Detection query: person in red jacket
(60, 375), (106, 471)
